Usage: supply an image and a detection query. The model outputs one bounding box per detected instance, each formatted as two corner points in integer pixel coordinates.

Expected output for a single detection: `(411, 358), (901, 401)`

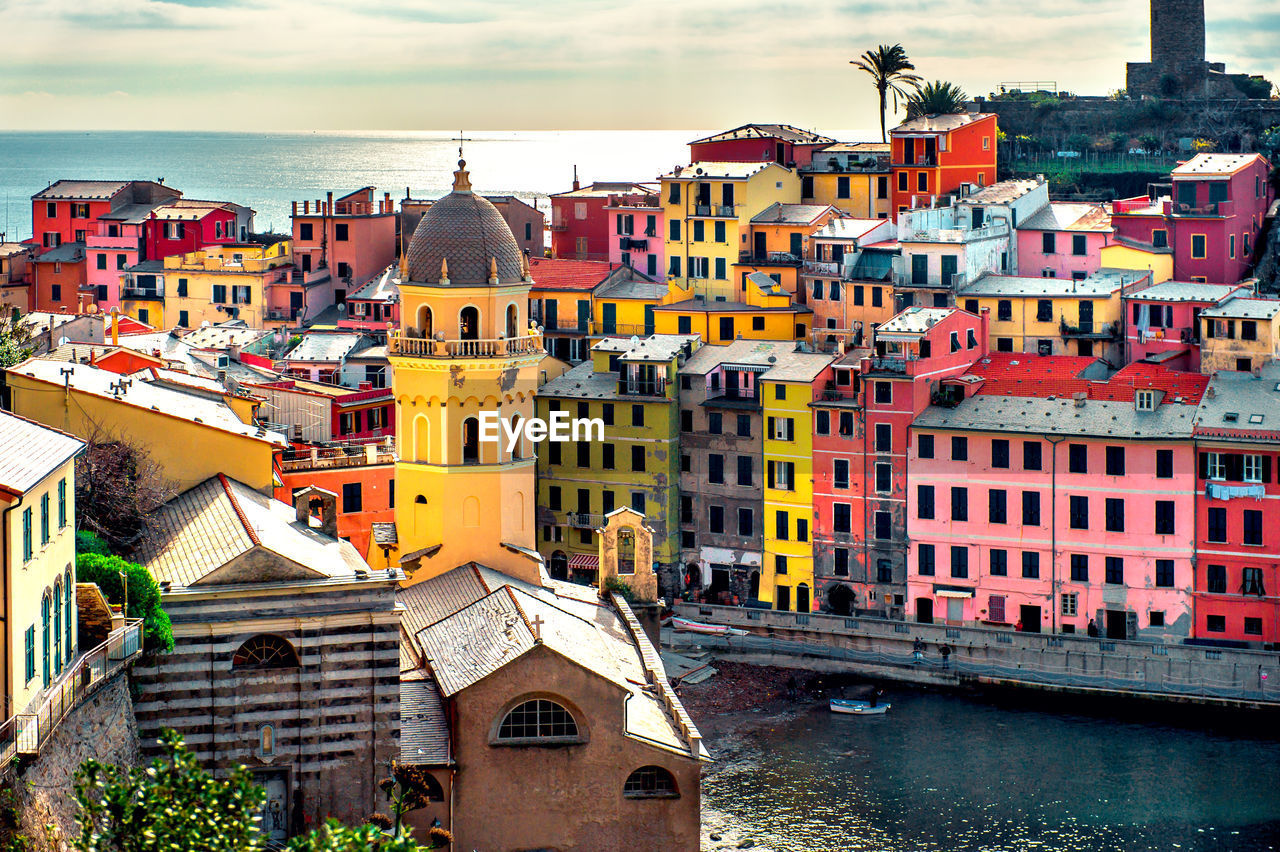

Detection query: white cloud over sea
(0, 0), (1276, 131)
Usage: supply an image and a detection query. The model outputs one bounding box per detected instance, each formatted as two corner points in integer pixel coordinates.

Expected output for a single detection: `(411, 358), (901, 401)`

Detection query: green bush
(75, 553), (173, 652)
(74, 530), (112, 556)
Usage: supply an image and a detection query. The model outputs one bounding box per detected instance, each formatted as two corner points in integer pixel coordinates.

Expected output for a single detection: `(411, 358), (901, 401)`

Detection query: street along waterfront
(687, 664), (1280, 851)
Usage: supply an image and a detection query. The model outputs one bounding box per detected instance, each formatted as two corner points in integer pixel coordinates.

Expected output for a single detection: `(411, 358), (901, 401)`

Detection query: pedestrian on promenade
(1015, 619), (1023, 632)
(786, 674), (798, 701)
(939, 643), (952, 669)
(912, 637), (924, 663)
(1087, 619), (1099, 637)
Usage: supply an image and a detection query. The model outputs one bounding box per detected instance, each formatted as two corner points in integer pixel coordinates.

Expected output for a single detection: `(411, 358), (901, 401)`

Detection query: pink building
(550, 180), (653, 261)
(291, 188), (397, 298)
(1015, 202), (1112, 279)
(907, 354), (1207, 640)
(144, 199), (248, 260)
(339, 265), (400, 335)
(1123, 280), (1250, 371)
(1111, 153), (1274, 284)
(605, 193), (664, 278)
(85, 217), (145, 310)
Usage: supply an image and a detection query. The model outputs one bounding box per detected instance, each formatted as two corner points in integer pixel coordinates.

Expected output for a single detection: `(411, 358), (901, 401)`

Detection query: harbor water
(701, 687), (1280, 851)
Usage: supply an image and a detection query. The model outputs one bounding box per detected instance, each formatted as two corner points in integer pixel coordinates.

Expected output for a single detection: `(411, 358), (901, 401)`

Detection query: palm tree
(905, 80), (969, 119)
(850, 44), (922, 143)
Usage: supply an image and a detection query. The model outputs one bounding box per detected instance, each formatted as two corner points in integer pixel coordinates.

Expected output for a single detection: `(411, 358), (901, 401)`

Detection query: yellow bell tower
(390, 158), (544, 585)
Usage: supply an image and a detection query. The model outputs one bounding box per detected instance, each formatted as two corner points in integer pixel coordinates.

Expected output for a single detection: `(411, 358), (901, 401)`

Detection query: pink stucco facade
(606, 195), (664, 278)
(1122, 282), (1249, 371)
(1015, 228), (1109, 280)
(85, 225), (144, 310)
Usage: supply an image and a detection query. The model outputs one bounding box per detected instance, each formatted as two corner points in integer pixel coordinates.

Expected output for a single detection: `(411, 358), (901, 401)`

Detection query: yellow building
(389, 160), (544, 585)
(1099, 238), (1173, 284)
(735, 203), (842, 295)
(654, 271), (811, 344)
(0, 411), (83, 718)
(122, 240), (292, 329)
(1200, 296), (1280, 373)
(957, 269), (1150, 361)
(6, 358), (281, 493)
(589, 273), (667, 341)
(800, 142), (892, 219)
(661, 161), (801, 301)
(760, 351), (835, 612)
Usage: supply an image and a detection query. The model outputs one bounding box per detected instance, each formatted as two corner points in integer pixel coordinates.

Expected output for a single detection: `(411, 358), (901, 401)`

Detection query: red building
(31, 180), (179, 253)
(1193, 367), (1280, 646)
(291, 188), (397, 297)
(550, 180), (653, 261)
(812, 306), (988, 617)
(1111, 153), (1274, 285)
(144, 200), (245, 260)
(889, 113), (998, 219)
(688, 124), (837, 168)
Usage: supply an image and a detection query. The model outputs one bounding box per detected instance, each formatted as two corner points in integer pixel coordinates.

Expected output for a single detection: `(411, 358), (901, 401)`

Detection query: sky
(0, 0), (1277, 131)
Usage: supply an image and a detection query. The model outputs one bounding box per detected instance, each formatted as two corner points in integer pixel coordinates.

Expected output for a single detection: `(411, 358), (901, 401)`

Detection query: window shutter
(787, 420), (795, 441)
(1198, 452), (1208, 480)
(767, 461), (775, 489)
(1265, 455), (1273, 483)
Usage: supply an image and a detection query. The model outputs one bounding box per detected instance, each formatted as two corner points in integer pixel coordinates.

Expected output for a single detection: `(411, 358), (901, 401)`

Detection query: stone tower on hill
(1126, 0), (1271, 98)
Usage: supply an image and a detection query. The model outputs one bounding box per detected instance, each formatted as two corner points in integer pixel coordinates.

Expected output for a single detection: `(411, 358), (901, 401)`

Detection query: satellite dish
(337, 303), (346, 314)
(57, 336), (69, 347)
(201, 320), (211, 328)
(630, 335), (640, 346)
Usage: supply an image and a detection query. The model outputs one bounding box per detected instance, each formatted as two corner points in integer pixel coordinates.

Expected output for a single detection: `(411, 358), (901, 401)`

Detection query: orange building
(890, 113), (997, 218)
(32, 243), (88, 312)
(274, 441), (396, 563)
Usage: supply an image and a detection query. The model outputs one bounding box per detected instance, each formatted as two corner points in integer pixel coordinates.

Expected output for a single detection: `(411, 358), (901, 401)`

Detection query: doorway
(946, 597), (965, 623)
(1019, 604), (1042, 633)
(1106, 609), (1128, 639)
(915, 597), (933, 624)
(796, 583), (810, 613)
(709, 564), (731, 598)
(753, 232), (767, 259)
(828, 584), (854, 616)
(776, 586), (791, 611)
(254, 771), (289, 842)
(1078, 300), (1094, 333)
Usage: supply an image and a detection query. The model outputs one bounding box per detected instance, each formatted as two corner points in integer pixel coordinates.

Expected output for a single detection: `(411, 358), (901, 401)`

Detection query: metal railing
(278, 440), (395, 471)
(567, 512), (604, 529)
(617, 376), (668, 397)
(740, 251), (802, 266)
(692, 204), (736, 218)
(0, 620), (143, 774)
(389, 331), (543, 358)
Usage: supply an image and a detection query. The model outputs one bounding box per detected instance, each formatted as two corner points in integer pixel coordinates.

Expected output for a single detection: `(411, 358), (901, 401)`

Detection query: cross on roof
(530, 613), (544, 641)
(455, 131), (473, 160)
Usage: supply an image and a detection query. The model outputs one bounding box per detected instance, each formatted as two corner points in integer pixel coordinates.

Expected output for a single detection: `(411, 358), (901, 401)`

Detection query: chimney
(110, 307), (120, 346)
(383, 191), (391, 214)
(229, 343), (241, 362)
(292, 201), (298, 216)
(326, 191), (333, 217)
(1073, 392), (1086, 408)
(572, 165), (580, 192)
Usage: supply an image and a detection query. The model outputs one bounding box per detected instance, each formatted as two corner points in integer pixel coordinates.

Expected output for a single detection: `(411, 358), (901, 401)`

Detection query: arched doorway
(828, 583), (854, 616)
(461, 417), (479, 463)
(684, 562), (701, 591)
(506, 303), (519, 338)
(748, 571), (760, 601)
(549, 551), (568, 580)
(416, 305), (433, 338)
(796, 583), (810, 613)
(459, 306), (480, 340)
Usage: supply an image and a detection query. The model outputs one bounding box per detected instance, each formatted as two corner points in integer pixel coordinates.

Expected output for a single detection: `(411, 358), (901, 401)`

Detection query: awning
(936, 589), (974, 599)
(568, 554), (599, 570)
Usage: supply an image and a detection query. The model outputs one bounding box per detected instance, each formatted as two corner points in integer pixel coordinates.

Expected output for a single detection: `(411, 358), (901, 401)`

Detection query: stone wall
(3, 672), (140, 851)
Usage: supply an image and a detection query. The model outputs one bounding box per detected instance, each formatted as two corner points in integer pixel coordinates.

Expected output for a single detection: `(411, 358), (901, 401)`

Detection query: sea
(0, 128), (870, 241)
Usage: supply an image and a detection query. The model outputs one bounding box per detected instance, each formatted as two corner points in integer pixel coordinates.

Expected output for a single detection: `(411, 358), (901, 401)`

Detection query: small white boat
(669, 616), (748, 636)
(830, 698), (891, 715)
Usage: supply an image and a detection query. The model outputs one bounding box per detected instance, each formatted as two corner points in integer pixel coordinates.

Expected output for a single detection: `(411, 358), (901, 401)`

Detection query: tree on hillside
(75, 434), (178, 556)
(850, 44), (921, 143)
(0, 309), (35, 370)
(905, 80), (969, 119)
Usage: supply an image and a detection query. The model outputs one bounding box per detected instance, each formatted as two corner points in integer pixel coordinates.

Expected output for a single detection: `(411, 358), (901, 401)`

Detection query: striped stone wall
(132, 578), (401, 831)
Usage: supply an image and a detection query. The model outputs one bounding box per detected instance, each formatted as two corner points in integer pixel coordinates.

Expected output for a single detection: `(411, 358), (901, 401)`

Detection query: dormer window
(1135, 390), (1156, 412)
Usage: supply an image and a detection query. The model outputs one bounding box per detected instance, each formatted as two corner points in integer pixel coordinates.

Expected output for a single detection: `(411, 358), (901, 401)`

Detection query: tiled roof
(878, 306), (954, 336)
(371, 522), (398, 546)
(661, 161), (784, 181)
(181, 325), (271, 350)
(690, 124), (835, 145)
(148, 199), (235, 221)
(347, 265), (401, 302)
(965, 352), (1207, 403)
(811, 218), (885, 241)
(891, 113), (994, 133)
(962, 180), (1041, 205)
(1194, 364), (1280, 439)
(592, 334), (699, 361)
(35, 242), (85, 264)
(284, 332), (369, 363)
(914, 393), (1199, 439)
(406, 178), (524, 285)
(1018, 202), (1111, 232)
(592, 272), (666, 301)
(680, 340), (802, 374)
(960, 270), (1139, 298)
(654, 298), (810, 314)
(819, 142), (890, 154)
(529, 257), (613, 291)
(1200, 297), (1280, 320)
(750, 203), (834, 225)
(1126, 281), (1243, 303)
(33, 180), (130, 200)
(397, 563), (491, 639)
(1172, 153), (1265, 177)
(760, 349), (836, 383)
(0, 410), (83, 495)
(551, 182), (653, 199)
(417, 586), (536, 695)
(136, 475), (367, 587)
(400, 679), (450, 765)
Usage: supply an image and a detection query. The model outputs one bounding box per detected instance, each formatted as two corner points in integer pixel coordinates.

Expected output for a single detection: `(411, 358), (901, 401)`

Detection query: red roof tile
(528, 257), (613, 291)
(965, 352), (1207, 404)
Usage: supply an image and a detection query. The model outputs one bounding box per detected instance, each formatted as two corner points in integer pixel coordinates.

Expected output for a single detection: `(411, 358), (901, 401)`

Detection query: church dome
(405, 160), (525, 285)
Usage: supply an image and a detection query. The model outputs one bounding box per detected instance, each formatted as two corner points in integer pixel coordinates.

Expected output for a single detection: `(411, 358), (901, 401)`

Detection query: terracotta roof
(0, 410), (84, 495)
(891, 113), (994, 134)
(966, 352), (1207, 403)
(1171, 153), (1266, 177)
(529, 257), (613, 291)
(690, 124), (835, 145)
(32, 180), (130, 201)
(750, 203), (835, 226)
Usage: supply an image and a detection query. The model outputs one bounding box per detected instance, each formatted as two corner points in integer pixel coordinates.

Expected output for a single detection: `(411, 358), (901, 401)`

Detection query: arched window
(459, 306), (480, 340)
(41, 593), (50, 687)
(509, 413), (523, 459)
(413, 414), (431, 461)
(495, 698), (580, 743)
(64, 567), (74, 662)
(53, 579), (63, 675)
(506, 303), (519, 338)
(797, 582), (810, 613)
(259, 724), (275, 758)
(416, 305), (433, 339)
(462, 417), (480, 464)
(232, 634), (300, 670)
(623, 766), (680, 799)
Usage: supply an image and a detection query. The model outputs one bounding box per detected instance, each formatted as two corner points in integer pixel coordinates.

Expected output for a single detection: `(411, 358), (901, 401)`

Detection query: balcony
(691, 204), (737, 218)
(739, 251), (802, 266)
(1172, 200), (1234, 217)
(549, 220), (568, 231)
(893, 155), (938, 167)
(617, 375), (667, 397)
(389, 331), (543, 359)
(816, 384), (862, 403)
(567, 512), (604, 529)
(899, 220), (1009, 243)
(1060, 319), (1119, 339)
(704, 387), (762, 409)
(803, 259), (842, 276)
(596, 322), (650, 338)
(278, 440), (396, 472)
(121, 287), (163, 300)
(265, 307), (301, 323)
(865, 356), (914, 374)
(619, 236), (649, 252)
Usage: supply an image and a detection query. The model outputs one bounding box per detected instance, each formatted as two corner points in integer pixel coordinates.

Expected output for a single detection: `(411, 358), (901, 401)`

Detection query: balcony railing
(705, 388), (762, 406)
(617, 376), (668, 397)
(899, 221), (1010, 243)
(739, 251), (802, 266)
(278, 440), (396, 472)
(549, 221), (568, 231)
(567, 512), (604, 529)
(803, 259), (842, 276)
(1173, 200), (1233, 217)
(596, 322), (650, 338)
(121, 287), (163, 300)
(389, 331), (544, 359)
(1060, 319), (1119, 339)
(692, 204), (737, 218)
(619, 237), (649, 252)
(866, 355), (915, 374)
(0, 619), (143, 774)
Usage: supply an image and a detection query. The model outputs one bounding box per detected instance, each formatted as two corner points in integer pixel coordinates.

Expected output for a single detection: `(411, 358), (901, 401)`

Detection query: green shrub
(75, 554), (173, 652)
(74, 530), (111, 556)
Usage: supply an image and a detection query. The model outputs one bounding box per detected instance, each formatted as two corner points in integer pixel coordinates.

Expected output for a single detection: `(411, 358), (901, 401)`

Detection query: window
(1042, 232), (1056, 254)
(951, 487), (968, 521)
(988, 489), (1007, 524)
(1022, 551), (1040, 579)
(815, 411), (829, 436)
(1064, 553), (1088, 583)
(951, 546), (968, 578)
(58, 478), (67, 529)
(1155, 560), (1175, 588)
(1191, 234), (1206, 259)
(776, 556), (788, 577)
(40, 492), (50, 545)
(631, 445), (645, 472)
(1207, 507), (1227, 542)
(1243, 509), (1263, 545)
(632, 405), (644, 427)
(631, 491), (645, 514)
(1069, 495), (1088, 529)
(768, 461), (795, 490)
(22, 508), (32, 562)
(335, 223), (349, 241)
(874, 423), (891, 452)
(737, 455), (753, 486)
(1105, 446), (1125, 476)
(988, 548), (1007, 577)
(708, 454), (724, 484)
(1155, 501), (1175, 535)
(918, 544), (936, 576)
(1205, 614), (1226, 633)
(1205, 452), (1227, 481)
(768, 417), (795, 441)
(680, 409), (693, 432)
(708, 413), (722, 435)
(951, 436), (968, 461)
(1156, 449), (1173, 479)
(1062, 592), (1078, 617)
(918, 485), (935, 520)
(874, 382), (892, 404)
(918, 435), (934, 459)
(496, 698), (580, 742)
(1105, 557), (1124, 585)
(1243, 567), (1265, 596)
(548, 486), (561, 510)
(1244, 454), (1263, 483)
(709, 505), (724, 534)
(1022, 491), (1040, 526)
(898, 171), (908, 191)
(24, 625), (35, 683)
(737, 414), (751, 437)
(1244, 617), (1263, 636)
(997, 300), (1012, 322)
(1023, 441), (1042, 471)
(602, 444), (615, 470)
(1071, 234), (1087, 257)
(917, 172), (928, 192)
(833, 504), (851, 534)
(991, 439), (1010, 469)
(341, 482), (362, 513)
(798, 518), (809, 542)
(232, 634), (300, 669)
(1068, 444), (1087, 474)
(1104, 498), (1124, 532)
(1036, 299), (1053, 322)
(1206, 564), (1227, 594)
(877, 560), (893, 583)
(874, 462), (891, 494)
(624, 766), (679, 799)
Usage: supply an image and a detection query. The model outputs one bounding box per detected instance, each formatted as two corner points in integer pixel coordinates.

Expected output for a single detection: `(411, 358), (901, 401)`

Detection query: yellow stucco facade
(654, 271), (810, 344)
(959, 282), (1126, 360)
(1099, 243), (1173, 284)
(803, 171), (892, 219)
(1200, 301), (1280, 373)
(137, 241), (292, 329)
(761, 376), (819, 612)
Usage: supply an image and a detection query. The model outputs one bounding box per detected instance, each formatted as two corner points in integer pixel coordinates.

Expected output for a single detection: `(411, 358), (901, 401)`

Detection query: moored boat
(669, 616), (749, 636)
(830, 698), (891, 715)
